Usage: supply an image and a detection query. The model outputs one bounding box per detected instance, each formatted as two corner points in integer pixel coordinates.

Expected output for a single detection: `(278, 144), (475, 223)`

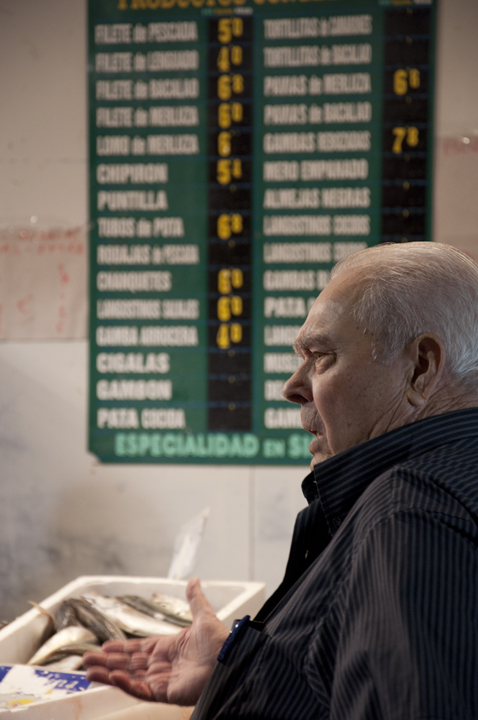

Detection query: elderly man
(84, 242), (478, 718)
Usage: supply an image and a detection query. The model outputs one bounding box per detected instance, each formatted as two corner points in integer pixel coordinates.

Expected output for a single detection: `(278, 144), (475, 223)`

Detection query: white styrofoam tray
(0, 575), (265, 719)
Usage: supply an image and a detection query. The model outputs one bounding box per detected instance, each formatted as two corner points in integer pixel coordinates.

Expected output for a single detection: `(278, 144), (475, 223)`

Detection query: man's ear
(406, 333), (446, 408)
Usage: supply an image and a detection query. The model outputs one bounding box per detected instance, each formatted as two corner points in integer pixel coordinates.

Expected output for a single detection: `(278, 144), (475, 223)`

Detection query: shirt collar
(302, 408), (478, 537)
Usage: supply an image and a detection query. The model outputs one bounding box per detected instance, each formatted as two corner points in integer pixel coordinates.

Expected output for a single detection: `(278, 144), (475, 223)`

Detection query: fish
(37, 642), (100, 666)
(42, 655), (86, 671)
(81, 592), (181, 637)
(151, 594), (193, 626)
(118, 595), (168, 619)
(118, 594), (191, 628)
(66, 598), (127, 642)
(55, 599), (82, 631)
(27, 626), (98, 666)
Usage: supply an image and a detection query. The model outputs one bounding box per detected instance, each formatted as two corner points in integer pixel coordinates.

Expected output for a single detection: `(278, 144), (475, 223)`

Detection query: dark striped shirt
(192, 409), (478, 720)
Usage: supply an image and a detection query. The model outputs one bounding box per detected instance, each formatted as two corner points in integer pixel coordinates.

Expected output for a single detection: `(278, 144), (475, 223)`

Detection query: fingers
(83, 651), (108, 669)
(83, 650), (132, 671)
(83, 636), (173, 704)
(84, 665), (153, 702)
(102, 670), (155, 702)
(84, 662), (157, 702)
(103, 639), (143, 653)
(83, 648), (152, 673)
(85, 666), (110, 684)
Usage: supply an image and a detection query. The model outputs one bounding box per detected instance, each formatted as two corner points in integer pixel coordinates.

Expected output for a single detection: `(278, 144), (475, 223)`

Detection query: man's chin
(307, 432), (332, 470)
(310, 454), (327, 470)
(309, 445), (333, 470)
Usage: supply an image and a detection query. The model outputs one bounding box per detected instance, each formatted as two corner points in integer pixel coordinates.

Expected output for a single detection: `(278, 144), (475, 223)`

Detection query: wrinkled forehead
(294, 299), (349, 353)
(293, 267), (367, 351)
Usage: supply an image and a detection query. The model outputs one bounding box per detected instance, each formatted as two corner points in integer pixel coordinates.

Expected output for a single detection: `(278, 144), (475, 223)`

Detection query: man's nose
(282, 363), (312, 406)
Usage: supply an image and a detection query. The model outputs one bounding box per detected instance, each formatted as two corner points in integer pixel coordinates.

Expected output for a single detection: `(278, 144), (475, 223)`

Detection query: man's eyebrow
(293, 331), (333, 355)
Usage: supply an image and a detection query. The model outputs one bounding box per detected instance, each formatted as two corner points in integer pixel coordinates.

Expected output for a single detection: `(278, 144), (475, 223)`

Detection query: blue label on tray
(33, 669), (90, 693)
(0, 667), (11, 683)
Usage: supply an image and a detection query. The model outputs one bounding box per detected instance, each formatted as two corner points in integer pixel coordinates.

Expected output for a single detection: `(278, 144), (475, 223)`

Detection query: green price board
(88, 0), (437, 464)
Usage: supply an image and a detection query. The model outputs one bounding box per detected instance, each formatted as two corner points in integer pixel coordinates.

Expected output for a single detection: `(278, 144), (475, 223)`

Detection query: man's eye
(313, 352), (334, 367)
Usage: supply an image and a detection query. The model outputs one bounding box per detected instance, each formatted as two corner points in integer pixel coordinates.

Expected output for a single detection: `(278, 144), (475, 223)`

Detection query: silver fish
(67, 597), (126, 642)
(82, 592), (180, 637)
(118, 595), (168, 619)
(28, 626), (98, 666)
(151, 594), (193, 626)
(55, 599), (82, 631)
(42, 655), (85, 671)
(37, 642), (100, 666)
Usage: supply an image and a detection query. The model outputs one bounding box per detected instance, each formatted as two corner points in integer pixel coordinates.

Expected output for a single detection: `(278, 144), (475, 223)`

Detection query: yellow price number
(393, 68), (421, 96)
(218, 268), (232, 294)
(218, 102), (243, 129)
(231, 103), (243, 122)
(217, 74), (244, 100)
(218, 18), (232, 44)
(232, 74), (244, 94)
(217, 159), (231, 185)
(218, 268), (244, 294)
(217, 131), (231, 157)
(217, 297), (231, 321)
(230, 295), (243, 316)
(231, 268), (243, 288)
(217, 47), (230, 73)
(231, 46), (243, 66)
(216, 158), (242, 185)
(218, 75), (231, 101)
(217, 46), (243, 73)
(217, 295), (243, 322)
(217, 213), (244, 240)
(218, 104), (231, 129)
(216, 322), (243, 350)
(232, 158), (242, 179)
(218, 17), (243, 44)
(409, 68), (421, 88)
(217, 213), (231, 239)
(392, 126), (419, 154)
(231, 212), (243, 232)
(216, 159), (242, 185)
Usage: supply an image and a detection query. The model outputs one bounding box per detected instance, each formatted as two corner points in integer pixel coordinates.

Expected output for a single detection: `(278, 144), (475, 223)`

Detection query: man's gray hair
(332, 242), (478, 391)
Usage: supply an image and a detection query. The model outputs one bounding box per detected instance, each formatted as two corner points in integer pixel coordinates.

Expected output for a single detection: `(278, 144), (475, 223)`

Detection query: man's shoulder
(351, 437), (478, 543)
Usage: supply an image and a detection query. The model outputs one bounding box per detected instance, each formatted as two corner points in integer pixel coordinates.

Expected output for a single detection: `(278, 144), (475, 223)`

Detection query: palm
(83, 578), (229, 706)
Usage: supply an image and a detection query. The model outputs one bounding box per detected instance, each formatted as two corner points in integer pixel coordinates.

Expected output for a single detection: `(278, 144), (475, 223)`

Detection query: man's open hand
(82, 577), (229, 706)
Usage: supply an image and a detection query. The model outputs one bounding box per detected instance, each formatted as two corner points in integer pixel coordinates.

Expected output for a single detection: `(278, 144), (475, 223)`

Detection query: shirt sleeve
(327, 509), (478, 720)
